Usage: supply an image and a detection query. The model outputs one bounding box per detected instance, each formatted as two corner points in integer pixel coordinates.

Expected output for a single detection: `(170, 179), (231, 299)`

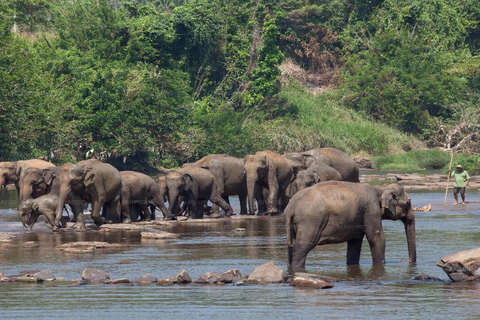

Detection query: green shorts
(454, 187), (466, 195)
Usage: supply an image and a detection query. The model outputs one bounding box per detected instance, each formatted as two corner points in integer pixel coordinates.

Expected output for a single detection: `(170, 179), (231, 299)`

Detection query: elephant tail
(285, 204), (296, 270)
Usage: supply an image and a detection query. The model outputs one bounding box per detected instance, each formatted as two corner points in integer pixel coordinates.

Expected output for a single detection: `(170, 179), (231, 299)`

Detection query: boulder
(141, 228), (180, 240)
(157, 270), (192, 285)
(14, 276), (38, 283)
(291, 275), (334, 289)
(195, 269), (243, 284)
(293, 272), (339, 283)
(81, 268), (110, 283)
(247, 261), (287, 284)
(131, 274), (157, 283)
(437, 248), (480, 282)
(30, 270), (56, 281)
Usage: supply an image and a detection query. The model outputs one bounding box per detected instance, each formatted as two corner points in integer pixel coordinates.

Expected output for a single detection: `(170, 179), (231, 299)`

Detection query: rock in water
(131, 274), (157, 283)
(141, 229), (180, 239)
(157, 270), (192, 285)
(81, 268), (110, 283)
(437, 247), (480, 282)
(31, 270), (56, 281)
(291, 275), (334, 289)
(195, 269), (243, 284)
(247, 261), (287, 284)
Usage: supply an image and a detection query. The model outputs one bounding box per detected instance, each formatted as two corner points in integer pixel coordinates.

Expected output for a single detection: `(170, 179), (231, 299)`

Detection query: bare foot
(462, 202), (466, 205)
(453, 202), (459, 205)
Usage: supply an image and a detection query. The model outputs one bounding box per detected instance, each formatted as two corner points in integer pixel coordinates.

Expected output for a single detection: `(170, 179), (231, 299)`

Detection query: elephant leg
(121, 199), (132, 224)
(68, 194), (85, 230)
(210, 192), (232, 217)
(149, 204), (156, 220)
(255, 187), (267, 215)
(364, 220), (386, 264)
(195, 200), (205, 219)
(239, 193), (248, 215)
(347, 237), (364, 265)
(141, 202), (151, 221)
(291, 241), (317, 272)
(90, 199), (106, 227)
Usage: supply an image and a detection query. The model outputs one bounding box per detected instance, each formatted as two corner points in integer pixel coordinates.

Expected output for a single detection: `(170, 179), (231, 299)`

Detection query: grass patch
(258, 81), (423, 155)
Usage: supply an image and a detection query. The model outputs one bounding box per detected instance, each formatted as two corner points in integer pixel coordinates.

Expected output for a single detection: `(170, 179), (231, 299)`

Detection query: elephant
(119, 171), (173, 222)
(18, 166), (84, 224)
(244, 150), (293, 215)
(0, 159), (55, 201)
(19, 194), (66, 231)
(55, 159), (122, 228)
(165, 166), (233, 219)
(302, 148), (360, 182)
(288, 162), (342, 197)
(182, 154), (247, 215)
(285, 181), (416, 272)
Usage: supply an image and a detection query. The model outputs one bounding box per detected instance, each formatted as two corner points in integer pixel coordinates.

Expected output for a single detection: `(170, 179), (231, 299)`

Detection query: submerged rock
(141, 228), (180, 240)
(437, 247), (480, 282)
(105, 278), (130, 285)
(291, 275), (334, 289)
(247, 261), (287, 284)
(131, 274), (157, 283)
(293, 272), (339, 283)
(81, 268), (110, 283)
(30, 270), (56, 281)
(413, 274), (444, 282)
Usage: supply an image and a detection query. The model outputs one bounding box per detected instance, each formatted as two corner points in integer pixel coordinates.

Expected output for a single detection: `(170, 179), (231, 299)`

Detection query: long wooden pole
(444, 152), (454, 204)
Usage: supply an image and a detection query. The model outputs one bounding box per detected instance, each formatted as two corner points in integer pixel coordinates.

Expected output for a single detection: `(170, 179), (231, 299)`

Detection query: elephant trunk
(0, 176), (5, 191)
(402, 208), (417, 263)
(168, 189), (180, 216)
(55, 186), (70, 227)
(246, 175), (256, 215)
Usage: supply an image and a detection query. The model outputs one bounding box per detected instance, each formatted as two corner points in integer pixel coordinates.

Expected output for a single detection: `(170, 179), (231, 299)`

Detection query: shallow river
(1, 187), (480, 319)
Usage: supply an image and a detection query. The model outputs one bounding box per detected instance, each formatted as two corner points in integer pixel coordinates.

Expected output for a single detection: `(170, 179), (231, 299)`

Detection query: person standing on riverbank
(451, 164), (470, 205)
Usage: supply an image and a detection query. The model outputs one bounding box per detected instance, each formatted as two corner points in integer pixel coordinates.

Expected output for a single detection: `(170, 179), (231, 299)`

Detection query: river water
(1, 186), (480, 319)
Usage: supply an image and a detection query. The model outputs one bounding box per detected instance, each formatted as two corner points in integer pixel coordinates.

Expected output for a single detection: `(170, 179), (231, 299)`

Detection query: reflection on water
(0, 188), (480, 319)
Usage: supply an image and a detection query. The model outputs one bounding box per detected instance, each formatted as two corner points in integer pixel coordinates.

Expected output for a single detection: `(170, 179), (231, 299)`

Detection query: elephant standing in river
(19, 166), (84, 225)
(165, 167), (233, 219)
(183, 154), (247, 216)
(19, 194), (65, 231)
(244, 151), (293, 215)
(120, 171), (173, 222)
(55, 159), (122, 228)
(288, 162), (342, 197)
(286, 181), (416, 272)
(0, 160), (55, 201)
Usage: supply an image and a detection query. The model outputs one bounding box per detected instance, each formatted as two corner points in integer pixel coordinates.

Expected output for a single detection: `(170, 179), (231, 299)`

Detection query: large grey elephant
(244, 151), (293, 215)
(165, 167), (233, 219)
(55, 159), (122, 228)
(288, 162), (342, 197)
(183, 154), (247, 215)
(18, 166), (84, 225)
(120, 171), (173, 222)
(302, 148), (359, 182)
(286, 181), (416, 272)
(0, 159), (55, 200)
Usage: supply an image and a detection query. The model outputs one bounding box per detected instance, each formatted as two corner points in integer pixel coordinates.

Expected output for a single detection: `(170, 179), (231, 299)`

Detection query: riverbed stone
(293, 272), (339, 283)
(157, 270), (192, 285)
(141, 228), (180, 239)
(195, 269), (243, 284)
(412, 274), (444, 282)
(437, 248), (480, 282)
(247, 261), (287, 284)
(23, 241), (39, 248)
(291, 275), (334, 289)
(105, 278), (130, 285)
(30, 270), (56, 281)
(131, 274), (157, 283)
(82, 268), (110, 283)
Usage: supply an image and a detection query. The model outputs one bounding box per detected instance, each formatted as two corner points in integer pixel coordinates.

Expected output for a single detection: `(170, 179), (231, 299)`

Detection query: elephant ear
(14, 163), (22, 178)
(83, 165), (95, 187)
(380, 189), (398, 217)
(31, 201), (39, 211)
(42, 169), (55, 186)
(312, 171), (322, 183)
(183, 173), (194, 183)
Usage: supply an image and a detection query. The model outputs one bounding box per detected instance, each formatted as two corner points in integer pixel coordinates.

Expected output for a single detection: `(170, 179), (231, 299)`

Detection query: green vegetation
(373, 149), (480, 174)
(1, 0), (479, 170)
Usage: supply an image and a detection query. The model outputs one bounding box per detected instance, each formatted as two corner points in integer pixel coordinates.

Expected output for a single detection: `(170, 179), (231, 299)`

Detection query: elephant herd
(0, 147), (417, 272)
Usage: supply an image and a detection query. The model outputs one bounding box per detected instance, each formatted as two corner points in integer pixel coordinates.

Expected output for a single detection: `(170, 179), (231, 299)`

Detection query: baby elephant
(19, 194), (66, 231)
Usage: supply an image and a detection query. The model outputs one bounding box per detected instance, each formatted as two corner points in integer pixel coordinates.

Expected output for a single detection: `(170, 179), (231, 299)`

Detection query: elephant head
(55, 163), (94, 226)
(244, 154), (269, 215)
(17, 167), (55, 205)
(165, 171), (192, 216)
(19, 199), (39, 231)
(378, 184), (416, 263)
(0, 161), (20, 191)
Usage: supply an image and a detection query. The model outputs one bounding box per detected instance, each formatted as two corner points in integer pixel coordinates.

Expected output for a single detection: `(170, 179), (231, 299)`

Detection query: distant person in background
(451, 164), (470, 205)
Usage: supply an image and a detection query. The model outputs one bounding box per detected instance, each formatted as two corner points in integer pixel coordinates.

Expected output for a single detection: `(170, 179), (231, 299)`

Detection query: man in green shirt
(451, 164), (470, 205)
